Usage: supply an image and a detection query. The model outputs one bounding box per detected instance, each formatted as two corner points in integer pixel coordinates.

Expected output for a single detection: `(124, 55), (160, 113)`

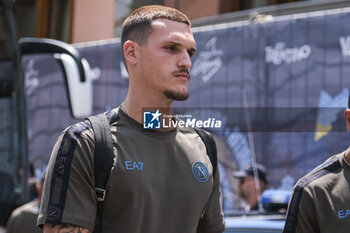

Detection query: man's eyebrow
(162, 41), (195, 48)
(161, 41), (181, 46)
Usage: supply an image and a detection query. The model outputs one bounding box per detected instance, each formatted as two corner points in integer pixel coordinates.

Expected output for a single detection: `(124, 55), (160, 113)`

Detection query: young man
(37, 5), (225, 233)
(232, 164), (269, 212)
(283, 102), (350, 233)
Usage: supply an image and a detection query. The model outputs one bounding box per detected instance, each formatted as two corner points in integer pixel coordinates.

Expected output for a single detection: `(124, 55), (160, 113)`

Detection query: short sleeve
(294, 189), (320, 233)
(197, 160), (226, 233)
(37, 121), (97, 231)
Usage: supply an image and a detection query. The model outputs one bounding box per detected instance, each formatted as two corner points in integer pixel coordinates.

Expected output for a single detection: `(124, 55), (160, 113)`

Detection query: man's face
(239, 176), (265, 198)
(239, 176), (256, 198)
(136, 19), (196, 101)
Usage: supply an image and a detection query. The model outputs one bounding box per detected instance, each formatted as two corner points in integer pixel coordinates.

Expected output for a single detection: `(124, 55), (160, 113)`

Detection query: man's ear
(123, 40), (137, 66)
(345, 110), (350, 131)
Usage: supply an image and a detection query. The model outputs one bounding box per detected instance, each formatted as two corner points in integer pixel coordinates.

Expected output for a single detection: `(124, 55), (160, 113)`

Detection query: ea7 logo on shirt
(338, 208), (350, 219)
(192, 162), (209, 183)
(125, 161), (144, 171)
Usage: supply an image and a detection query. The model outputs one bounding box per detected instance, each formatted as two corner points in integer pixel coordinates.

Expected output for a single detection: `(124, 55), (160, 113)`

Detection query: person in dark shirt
(283, 97), (350, 233)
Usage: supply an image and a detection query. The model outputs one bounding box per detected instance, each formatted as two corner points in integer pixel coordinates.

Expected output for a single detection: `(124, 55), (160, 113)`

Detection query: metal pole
(242, 88), (264, 213)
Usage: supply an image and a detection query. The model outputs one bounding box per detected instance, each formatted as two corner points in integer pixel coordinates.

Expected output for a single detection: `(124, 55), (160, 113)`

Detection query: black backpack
(88, 113), (218, 233)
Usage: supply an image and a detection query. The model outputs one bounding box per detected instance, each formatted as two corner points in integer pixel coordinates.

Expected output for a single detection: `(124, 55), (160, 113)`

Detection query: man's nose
(177, 50), (192, 70)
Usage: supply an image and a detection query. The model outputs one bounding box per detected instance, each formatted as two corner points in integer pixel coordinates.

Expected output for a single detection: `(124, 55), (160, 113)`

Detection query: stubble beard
(164, 69), (191, 101)
(164, 89), (189, 101)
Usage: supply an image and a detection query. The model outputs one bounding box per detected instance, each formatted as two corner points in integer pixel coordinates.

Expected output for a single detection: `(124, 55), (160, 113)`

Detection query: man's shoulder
(10, 200), (38, 218)
(178, 127), (217, 151)
(63, 119), (92, 136)
(63, 109), (119, 139)
(178, 127), (214, 137)
(295, 152), (343, 190)
(178, 126), (199, 135)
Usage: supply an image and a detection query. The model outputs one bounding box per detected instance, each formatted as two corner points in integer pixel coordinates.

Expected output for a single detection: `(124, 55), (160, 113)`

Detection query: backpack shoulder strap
(193, 128), (218, 179)
(87, 113), (114, 233)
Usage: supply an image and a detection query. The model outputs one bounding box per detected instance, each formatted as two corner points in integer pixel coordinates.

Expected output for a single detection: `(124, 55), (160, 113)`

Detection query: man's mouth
(175, 73), (189, 80)
(173, 70), (190, 80)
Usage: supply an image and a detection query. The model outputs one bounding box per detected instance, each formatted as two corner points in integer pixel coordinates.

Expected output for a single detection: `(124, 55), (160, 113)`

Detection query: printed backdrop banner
(19, 8), (350, 212)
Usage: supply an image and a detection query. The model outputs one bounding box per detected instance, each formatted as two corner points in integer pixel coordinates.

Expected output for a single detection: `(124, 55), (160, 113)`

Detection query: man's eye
(165, 46), (177, 52)
(187, 50), (194, 57)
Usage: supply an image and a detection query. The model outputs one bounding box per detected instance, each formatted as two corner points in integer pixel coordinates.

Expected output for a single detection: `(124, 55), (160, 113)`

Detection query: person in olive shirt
(283, 98), (350, 233)
(37, 5), (225, 233)
(6, 174), (44, 233)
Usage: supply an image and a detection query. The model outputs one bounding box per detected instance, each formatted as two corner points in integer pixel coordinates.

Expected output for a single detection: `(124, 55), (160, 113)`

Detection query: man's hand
(43, 223), (92, 233)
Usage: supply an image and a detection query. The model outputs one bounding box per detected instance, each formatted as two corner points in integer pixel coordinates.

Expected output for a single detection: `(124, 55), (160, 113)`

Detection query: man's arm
(43, 223), (92, 233)
(283, 185), (319, 233)
(38, 123), (97, 230)
(197, 160), (225, 233)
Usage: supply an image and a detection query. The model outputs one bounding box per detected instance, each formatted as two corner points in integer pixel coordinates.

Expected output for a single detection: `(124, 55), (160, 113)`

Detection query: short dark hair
(233, 163), (269, 185)
(121, 5), (191, 66)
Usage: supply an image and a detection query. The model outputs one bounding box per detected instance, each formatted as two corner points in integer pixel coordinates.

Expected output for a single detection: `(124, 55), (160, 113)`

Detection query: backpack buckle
(95, 187), (106, 201)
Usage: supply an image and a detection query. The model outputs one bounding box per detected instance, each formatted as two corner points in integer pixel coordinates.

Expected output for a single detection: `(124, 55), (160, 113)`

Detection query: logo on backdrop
(315, 88), (349, 141)
(25, 59), (40, 96)
(142, 109), (222, 129)
(191, 37), (223, 82)
(90, 67), (102, 81)
(339, 36), (350, 57)
(265, 42), (311, 65)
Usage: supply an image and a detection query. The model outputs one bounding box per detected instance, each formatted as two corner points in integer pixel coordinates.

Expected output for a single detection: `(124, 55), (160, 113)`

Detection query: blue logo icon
(192, 162), (209, 182)
(143, 110), (161, 129)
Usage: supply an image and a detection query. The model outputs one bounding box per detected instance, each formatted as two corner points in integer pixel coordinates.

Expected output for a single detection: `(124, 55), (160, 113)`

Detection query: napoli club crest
(192, 162), (209, 183)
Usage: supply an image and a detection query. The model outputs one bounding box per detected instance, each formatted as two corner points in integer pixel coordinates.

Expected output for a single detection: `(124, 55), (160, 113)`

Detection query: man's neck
(122, 95), (173, 125)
